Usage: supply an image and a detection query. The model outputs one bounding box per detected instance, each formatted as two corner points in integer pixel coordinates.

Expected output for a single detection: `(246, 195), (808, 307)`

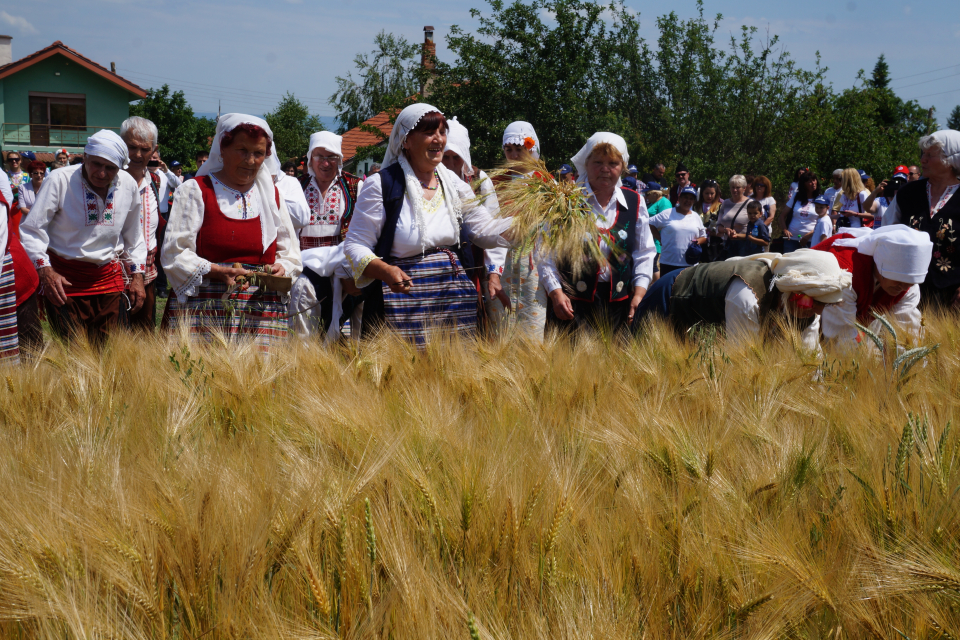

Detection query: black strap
(374, 163), (407, 258)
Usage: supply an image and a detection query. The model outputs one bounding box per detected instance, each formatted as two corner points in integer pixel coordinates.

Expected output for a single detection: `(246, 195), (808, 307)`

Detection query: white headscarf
(84, 130), (129, 170)
(444, 117), (473, 178)
(383, 103), (443, 168)
(265, 141), (282, 178)
(571, 132), (630, 191)
(307, 131), (343, 177)
(502, 121), (540, 160)
(197, 113), (281, 254)
(834, 224), (933, 284)
(736, 249), (851, 304)
(930, 129), (960, 171)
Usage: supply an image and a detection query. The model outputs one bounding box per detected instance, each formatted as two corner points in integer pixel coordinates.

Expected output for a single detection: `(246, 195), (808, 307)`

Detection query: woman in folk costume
(440, 117), (513, 326)
(813, 225), (932, 344)
(343, 103), (513, 345)
(486, 121), (549, 340)
(635, 250), (850, 351)
(0, 174), (41, 364)
(161, 114), (301, 351)
(539, 132), (657, 337)
(288, 131), (361, 339)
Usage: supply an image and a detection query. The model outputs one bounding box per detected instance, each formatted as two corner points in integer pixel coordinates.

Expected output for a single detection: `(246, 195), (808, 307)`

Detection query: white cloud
(0, 11), (38, 35)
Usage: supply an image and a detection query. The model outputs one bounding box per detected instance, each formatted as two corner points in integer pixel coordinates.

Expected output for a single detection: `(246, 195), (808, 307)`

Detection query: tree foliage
(420, 0), (936, 198)
(264, 93), (324, 162)
(129, 85), (208, 167)
(329, 31), (421, 133)
(948, 105), (960, 131)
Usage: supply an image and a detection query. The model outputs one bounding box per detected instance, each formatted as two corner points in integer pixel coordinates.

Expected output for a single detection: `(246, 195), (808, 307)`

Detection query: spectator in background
(744, 174), (756, 198)
(149, 151), (182, 218)
(622, 165), (640, 191)
(184, 150), (209, 180)
(714, 175), (752, 255)
(823, 169), (843, 208)
(729, 200), (770, 257)
(811, 195), (834, 245)
(751, 176), (776, 227)
(367, 163), (381, 177)
(782, 171), (820, 253)
(17, 161), (46, 217)
(834, 168), (875, 229)
(648, 185), (706, 275)
(696, 178), (722, 225)
(863, 166), (909, 228)
(559, 163), (576, 182)
(169, 160), (183, 179)
(787, 167), (809, 202)
(669, 163), (696, 205)
(52, 149), (70, 170)
(908, 165), (920, 181)
(642, 163), (665, 186)
(281, 160), (297, 177)
(643, 181), (671, 278)
(4, 152), (28, 204)
(69, 156), (84, 166)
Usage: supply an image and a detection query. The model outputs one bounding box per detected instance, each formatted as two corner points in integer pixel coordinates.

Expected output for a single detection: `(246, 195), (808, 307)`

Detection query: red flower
(523, 137), (536, 150)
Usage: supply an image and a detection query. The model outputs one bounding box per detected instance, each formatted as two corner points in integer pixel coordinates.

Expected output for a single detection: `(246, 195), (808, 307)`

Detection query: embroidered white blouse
(343, 170), (511, 287)
(136, 175), (160, 253)
(160, 177), (301, 302)
(20, 164), (146, 272)
(539, 182), (656, 294)
(301, 176), (346, 238)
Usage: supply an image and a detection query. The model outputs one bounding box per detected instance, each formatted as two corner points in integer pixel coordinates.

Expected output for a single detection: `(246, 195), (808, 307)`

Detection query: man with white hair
(823, 168), (843, 208)
(20, 130), (146, 345)
(288, 131), (361, 338)
(120, 116), (164, 330)
(880, 130), (960, 307)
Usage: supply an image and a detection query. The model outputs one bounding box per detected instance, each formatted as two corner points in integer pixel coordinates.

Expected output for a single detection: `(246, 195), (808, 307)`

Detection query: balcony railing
(1, 122), (121, 150)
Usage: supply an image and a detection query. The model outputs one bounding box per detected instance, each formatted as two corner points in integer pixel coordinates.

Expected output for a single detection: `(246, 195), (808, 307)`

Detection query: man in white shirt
(121, 116), (164, 330)
(20, 130), (147, 345)
(149, 151), (182, 216)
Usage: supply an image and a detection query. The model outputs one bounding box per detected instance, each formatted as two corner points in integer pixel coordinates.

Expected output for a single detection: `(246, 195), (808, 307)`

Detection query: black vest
(898, 178), (960, 289)
(559, 187), (640, 302)
(670, 259), (778, 329)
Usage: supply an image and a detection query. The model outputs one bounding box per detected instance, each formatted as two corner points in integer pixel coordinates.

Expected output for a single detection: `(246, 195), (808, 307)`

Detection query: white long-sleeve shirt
(160, 177), (301, 302)
(821, 282), (921, 345)
(724, 279), (821, 351)
(150, 168), (182, 214)
(277, 174), (310, 232)
(343, 171), (511, 287)
(20, 164), (146, 273)
(539, 182), (656, 293)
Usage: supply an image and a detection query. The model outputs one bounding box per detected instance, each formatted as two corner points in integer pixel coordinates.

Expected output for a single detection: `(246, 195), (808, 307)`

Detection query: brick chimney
(0, 35), (12, 67)
(420, 26), (436, 96)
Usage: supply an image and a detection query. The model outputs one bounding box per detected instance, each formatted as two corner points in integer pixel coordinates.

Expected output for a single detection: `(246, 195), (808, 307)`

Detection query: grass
(1, 314), (960, 638)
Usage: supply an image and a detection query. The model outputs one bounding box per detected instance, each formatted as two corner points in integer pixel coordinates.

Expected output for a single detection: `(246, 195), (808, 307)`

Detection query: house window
(28, 92), (86, 146)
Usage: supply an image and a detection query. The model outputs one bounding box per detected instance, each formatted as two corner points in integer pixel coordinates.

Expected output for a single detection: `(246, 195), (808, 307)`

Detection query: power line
(907, 88), (960, 101)
(889, 63), (960, 83)
(892, 71), (960, 91)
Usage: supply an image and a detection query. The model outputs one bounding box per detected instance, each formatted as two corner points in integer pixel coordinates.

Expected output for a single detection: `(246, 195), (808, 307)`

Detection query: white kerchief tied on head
(931, 129), (960, 167)
(307, 131), (343, 177)
(502, 121), (540, 160)
(834, 224), (933, 284)
(768, 249), (851, 304)
(84, 130), (130, 170)
(266, 141), (282, 178)
(444, 117), (473, 179)
(571, 132), (630, 191)
(382, 103), (443, 168)
(196, 113), (280, 256)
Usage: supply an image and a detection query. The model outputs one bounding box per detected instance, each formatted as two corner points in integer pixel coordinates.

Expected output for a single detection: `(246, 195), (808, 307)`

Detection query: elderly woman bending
(343, 103), (512, 345)
(540, 133), (656, 336)
(160, 114), (301, 350)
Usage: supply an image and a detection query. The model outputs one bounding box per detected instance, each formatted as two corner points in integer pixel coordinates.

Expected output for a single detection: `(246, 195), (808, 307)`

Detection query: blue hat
(627, 164), (638, 174)
(858, 169), (870, 182)
(622, 176), (639, 191)
(170, 160), (182, 167)
(641, 181), (662, 193)
(684, 242), (703, 265)
(18, 151), (36, 161)
(813, 195), (830, 206)
(679, 186), (698, 198)
(559, 163), (573, 175)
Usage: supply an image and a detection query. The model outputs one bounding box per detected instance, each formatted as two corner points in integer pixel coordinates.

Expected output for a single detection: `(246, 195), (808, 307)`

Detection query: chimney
(420, 26), (436, 96)
(110, 61), (116, 73)
(0, 35), (12, 67)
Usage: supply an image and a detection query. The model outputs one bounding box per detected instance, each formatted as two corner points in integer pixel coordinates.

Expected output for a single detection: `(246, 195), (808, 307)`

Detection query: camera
(883, 175), (906, 200)
(147, 159), (161, 168)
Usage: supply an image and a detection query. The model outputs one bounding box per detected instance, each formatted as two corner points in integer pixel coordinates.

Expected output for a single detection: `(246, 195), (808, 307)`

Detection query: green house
(0, 38), (146, 161)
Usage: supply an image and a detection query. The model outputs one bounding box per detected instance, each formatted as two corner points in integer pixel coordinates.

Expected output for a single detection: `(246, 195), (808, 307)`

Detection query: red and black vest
(559, 187), (641, 303)
(813, 233), (907, 323)
(194, 176), (278, 266)
(896, 178), (960, 290)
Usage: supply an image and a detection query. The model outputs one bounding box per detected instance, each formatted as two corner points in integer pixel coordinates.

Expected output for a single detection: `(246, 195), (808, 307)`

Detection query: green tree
(948, 105), (960, 131)
(129, 84), (201, 164)
(870, 54), (890, 89)
(263, 93), (324, 162)
(329, 31), (421, 133)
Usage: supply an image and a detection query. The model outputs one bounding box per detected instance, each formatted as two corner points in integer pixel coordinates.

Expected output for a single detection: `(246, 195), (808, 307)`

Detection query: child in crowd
(730, 200), (770, 256)
(811, 194), (834, 246)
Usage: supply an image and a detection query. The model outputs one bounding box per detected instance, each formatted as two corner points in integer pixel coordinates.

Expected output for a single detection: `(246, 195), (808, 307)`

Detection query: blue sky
(2, 0), (958, 127)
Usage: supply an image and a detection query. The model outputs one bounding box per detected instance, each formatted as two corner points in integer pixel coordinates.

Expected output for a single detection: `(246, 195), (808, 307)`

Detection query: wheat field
(0, 314), (959, 639)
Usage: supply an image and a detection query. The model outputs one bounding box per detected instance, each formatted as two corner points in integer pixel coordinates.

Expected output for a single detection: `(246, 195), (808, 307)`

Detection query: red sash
(1, 191), (39, 304)
(813, 233), (907, 323)
(49, 253), (124, 297)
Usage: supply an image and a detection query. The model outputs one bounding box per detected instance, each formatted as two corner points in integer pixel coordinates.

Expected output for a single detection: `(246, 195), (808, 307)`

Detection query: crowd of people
(1, 107), (958, 364)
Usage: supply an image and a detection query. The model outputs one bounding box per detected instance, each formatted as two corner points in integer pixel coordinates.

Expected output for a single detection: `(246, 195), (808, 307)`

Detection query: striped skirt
(0, 253), (18, 366)
(165, 263), (290, 352)
(383, 250), (477, 345)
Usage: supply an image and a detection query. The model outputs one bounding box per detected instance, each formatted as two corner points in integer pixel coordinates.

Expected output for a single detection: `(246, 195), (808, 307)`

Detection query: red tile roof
(340, 111), (393, 164)
(0, 41), (146, 98)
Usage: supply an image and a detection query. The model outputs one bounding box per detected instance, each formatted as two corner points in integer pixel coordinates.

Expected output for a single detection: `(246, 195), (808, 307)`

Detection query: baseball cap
(858, 169), (870, 182)
(627, 164), (638, 174)
(559, 163), (573, 175)
(679, 186), (698, 198)
(813, 195), (830, 206)
(641, 182), (662, 193)
(170, 160), (182, 167)
(894, 165), (909, 176)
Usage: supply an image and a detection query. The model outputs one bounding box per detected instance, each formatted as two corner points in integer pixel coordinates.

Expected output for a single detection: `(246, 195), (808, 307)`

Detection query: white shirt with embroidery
(19, 164), (146, 272)
(302, 176), (346, 238)
(135, 175), (160, 252)
(539, 182), (656, 294)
